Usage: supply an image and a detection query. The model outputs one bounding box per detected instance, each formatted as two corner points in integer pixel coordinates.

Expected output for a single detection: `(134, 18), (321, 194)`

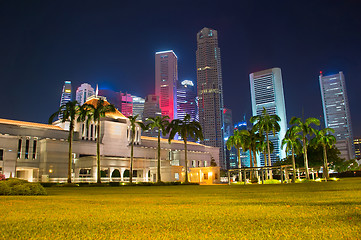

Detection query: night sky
(1, 0), (360, 136)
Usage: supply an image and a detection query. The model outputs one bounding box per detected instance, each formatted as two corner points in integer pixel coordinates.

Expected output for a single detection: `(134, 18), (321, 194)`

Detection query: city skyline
(0, 1), (360, 137)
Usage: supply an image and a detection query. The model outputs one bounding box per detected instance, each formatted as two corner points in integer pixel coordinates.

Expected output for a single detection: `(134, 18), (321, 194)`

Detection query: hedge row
(0, 178), (47, 195)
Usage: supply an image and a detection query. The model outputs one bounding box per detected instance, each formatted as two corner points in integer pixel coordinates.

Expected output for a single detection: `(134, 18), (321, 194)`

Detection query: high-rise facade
(223, 108), (234, 169)
(59, 80), (72, 120)
(319, 71), (354, 160)
(76, 83), (95, 105)
(234, 120), (250, 167)
(196, 27), (225, 169)
(155, 50), (178, 120)
(131, 95), (145, 120)
(97, 89), (133, 117)
(250, 68), (287, 165)
(142, 94), (162, 137)
(177, 80), (197, 121)
(354, 138), (361, 160)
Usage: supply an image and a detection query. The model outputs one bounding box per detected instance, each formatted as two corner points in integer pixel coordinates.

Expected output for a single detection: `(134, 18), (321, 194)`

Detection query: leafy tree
(167, 114), (203, 183)
(289, 117), (320, 179)
(49, 101), (79, 183)
(282, 126), (302, 183)
(127, 115), (145, 184)
(311, 128), (336, 180)
(145, 115), (170, 183)
(78, 99), (116, 183)
(250, 107), (281, 179)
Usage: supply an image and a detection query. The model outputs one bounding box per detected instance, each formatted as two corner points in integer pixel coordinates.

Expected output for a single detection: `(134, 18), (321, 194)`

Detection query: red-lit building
(155, 50), (178, 120)
(98, 89), (133, 117)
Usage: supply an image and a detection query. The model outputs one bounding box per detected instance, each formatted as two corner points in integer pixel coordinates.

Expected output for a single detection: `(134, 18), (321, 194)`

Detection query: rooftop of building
(0, 118), (64, 130)
(141, 136), (207, 146)
(84, 98), (127, 119)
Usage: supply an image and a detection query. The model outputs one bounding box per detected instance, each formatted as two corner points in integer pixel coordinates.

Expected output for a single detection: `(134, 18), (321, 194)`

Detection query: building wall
(155, 50), (178, 120)
(319, 71), (354, 160)
(196, 27), (225, 169)
(250, 68), (288, 165)
(0, 116), (220, 183)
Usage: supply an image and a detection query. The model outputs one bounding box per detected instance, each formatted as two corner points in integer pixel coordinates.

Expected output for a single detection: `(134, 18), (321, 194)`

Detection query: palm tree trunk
(252, 150), (258, 179)
(249, 147), (253, 179)
(303, 137), (310, 179)
(184, 137), (189, 183)
(266, 131), (273, 179)
(157, 131), (161, 182)
(130, 132), (134, 184)
(263, 150), (267, 180)
(67, 123), (73, 184)
(237, 148), (242, 181)
(97, 119), (101, 183)
(291, 147), (296, 183)
(323, 144), (329, 180)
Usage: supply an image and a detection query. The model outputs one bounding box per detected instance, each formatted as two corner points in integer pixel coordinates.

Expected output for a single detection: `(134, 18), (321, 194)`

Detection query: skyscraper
(131, 95), (145, 120)
(59, 80), (72, 120)
(142, 94), (162, 137)
(196, 27), (225, 169)
(354, 138), (361, 160)
(177, 80), (197, 121)
(155, 50), (178, 120)
(319, 71), (354, 160)
(250, 68), (287, 165)
(97, 89), (133, 117)
(223, 108), (234, 169)
(76, 83), (95, 105)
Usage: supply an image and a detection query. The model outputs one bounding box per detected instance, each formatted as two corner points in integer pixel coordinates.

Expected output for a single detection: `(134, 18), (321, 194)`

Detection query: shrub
(109, 182), (120, 187)
(40, 182), (59, 187)
(0, 178), (47, 196)
(0, 174), (5, 181)
(0, 181), (11, 195)
(264, 179), (281, 184)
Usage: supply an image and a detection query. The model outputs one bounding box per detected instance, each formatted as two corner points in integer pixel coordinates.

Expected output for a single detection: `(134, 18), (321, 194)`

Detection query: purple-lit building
(177, 80), (197, 121)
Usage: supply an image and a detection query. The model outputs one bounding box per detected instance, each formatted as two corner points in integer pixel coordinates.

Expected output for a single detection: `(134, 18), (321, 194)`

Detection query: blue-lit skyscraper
(234, 119), (250, 167)
(250, 68), (287, 166)
(59, 81), (72, 120)
(319, 71), (354, 160)
(177, 80), (197, 121)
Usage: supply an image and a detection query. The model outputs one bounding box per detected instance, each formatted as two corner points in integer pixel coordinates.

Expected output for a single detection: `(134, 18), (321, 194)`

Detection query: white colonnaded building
(0, 98), (220, 184)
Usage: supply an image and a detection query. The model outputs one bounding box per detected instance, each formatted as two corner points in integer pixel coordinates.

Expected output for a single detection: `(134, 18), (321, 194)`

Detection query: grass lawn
(1, 178), (361, 239)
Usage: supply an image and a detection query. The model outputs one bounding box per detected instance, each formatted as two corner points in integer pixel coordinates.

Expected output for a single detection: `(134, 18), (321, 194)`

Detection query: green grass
(1, 178), (361, 239)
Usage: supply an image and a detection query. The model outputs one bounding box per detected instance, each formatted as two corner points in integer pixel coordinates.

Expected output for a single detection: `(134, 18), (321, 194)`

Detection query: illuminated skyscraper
(59, 80), (72, 120)
(250, 68), (287, 165)
(223, 108), (234, 169)
(354, 138), (361, 160)
(97, 89), (133, 117)
(131, 95), (145, 120)
(177, 80), (197, 121)
(76, 83), (95, 105)
(155, 50), (178, 120)
(142, 94), (162, 137)
(196, 27), (225, 169)
(319, 71), (354, 160)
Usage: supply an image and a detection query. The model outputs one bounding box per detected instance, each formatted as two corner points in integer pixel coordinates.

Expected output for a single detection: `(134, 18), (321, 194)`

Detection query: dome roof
(83, 98), (126, 119)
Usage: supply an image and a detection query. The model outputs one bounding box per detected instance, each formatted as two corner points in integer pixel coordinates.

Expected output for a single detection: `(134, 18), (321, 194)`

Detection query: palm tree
(258, 135), (274, 171)
(49, 101), (79, 183)
(78, 99), (116, 183)
(144, 115), (169, 183)
(250, 107), (281, 179)
(128, 115), (146, 184)
(167, 114), (203, 183)
(226, 130), (244, 180)
(290, 117), (320, 179)
(240, 129), (260, 179)
(311, 128), (336, 180)
(282, 126), (302, 183)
